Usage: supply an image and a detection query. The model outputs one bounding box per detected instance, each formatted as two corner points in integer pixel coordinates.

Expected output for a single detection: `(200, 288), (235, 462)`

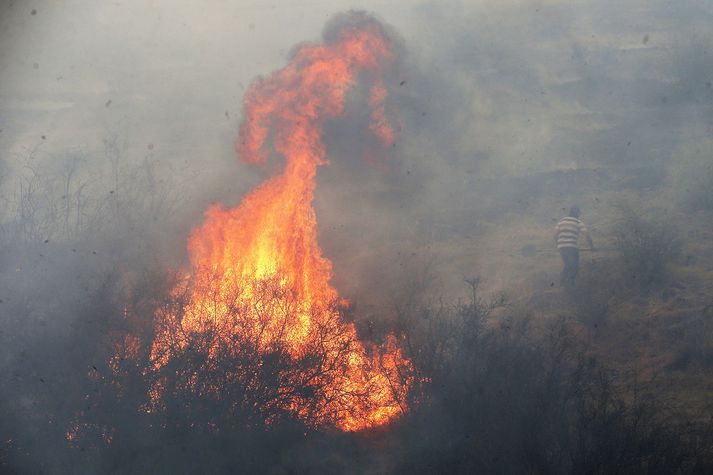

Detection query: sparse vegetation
(0, 138), (183, 250)
(671, 140), (713, 211)
(392, 283), (713, 474)
(2, 140), (712, 474)
(4, 5), (713, 472)
(7, 271), (713, 474)
(613, 207), (683, 289)
(571, 256), (629, 327)
(671, 304), (713, 372)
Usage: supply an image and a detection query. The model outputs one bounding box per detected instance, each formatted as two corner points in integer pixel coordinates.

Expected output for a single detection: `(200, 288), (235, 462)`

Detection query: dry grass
(402, 180), (713, 424)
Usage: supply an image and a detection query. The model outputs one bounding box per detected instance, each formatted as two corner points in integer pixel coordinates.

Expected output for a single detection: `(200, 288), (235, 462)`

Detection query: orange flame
(149, 15), (411, 431)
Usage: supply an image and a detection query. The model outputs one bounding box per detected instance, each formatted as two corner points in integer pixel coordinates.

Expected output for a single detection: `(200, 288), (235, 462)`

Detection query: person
(554, 206), (594, 287)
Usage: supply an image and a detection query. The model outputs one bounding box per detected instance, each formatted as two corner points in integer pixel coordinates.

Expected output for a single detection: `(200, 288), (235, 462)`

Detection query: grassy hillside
(403, 166), (713, 424)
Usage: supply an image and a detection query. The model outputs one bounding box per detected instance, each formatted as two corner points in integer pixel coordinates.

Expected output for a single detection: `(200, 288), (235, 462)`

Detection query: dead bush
(613, 207), (683, 289)
(392, 282), (713, 474)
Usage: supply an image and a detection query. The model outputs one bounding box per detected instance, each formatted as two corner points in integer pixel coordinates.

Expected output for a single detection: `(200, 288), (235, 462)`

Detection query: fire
(148, 14), (411, 431)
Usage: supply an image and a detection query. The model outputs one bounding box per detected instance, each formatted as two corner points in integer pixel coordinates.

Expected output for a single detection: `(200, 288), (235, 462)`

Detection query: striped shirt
(555, 217), (588, 249)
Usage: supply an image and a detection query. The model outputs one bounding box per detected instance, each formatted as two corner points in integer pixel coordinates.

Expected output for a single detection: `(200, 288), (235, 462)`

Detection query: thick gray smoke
(2, 1), (713, 473)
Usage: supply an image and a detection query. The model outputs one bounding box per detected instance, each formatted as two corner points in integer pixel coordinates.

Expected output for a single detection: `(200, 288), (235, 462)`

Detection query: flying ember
(148, 13), (412, 431)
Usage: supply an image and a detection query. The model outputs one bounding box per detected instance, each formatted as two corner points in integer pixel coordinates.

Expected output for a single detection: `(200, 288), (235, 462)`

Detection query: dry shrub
(613, 207), (683, 289)
(144, 273), (410, 431)
(391, 281), (713, 474)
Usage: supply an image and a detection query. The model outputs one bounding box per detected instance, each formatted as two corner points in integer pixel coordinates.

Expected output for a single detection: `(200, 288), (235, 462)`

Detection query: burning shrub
(9, 261), (713, 474)
(117, 10), (413, 433)
(146, 272), (411, 431)
(58, 265), (411, 472)
(613, 207), (683, 289)
(51, 16), (414, 471)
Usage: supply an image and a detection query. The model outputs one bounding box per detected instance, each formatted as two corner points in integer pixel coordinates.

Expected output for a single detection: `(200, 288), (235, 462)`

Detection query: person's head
(568, 206), (581, 218)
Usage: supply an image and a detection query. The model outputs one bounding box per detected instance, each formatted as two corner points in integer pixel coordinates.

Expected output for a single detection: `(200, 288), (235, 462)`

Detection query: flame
(149, 15), (411, 431)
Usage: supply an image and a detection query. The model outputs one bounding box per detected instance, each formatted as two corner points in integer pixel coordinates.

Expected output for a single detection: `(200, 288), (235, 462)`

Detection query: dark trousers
(559, 247), (579, 287)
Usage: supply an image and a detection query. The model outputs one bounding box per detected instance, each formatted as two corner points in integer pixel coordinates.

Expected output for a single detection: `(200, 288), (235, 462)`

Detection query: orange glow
(148, 17), (411, 431)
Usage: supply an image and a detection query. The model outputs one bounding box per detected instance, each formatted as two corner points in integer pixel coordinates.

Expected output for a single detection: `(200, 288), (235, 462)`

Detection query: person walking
(554, 206), (594, 287)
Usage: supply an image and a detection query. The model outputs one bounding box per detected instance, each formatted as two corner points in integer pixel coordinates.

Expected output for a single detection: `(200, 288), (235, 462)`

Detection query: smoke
(2, 0), (713, 472)
(313, 0), (713, 301)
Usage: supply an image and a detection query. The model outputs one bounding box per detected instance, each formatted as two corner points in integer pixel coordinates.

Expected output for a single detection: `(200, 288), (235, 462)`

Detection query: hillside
(397, 166), (713, 423)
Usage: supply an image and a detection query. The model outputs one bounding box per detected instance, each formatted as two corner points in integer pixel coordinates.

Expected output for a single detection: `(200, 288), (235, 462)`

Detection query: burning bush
(146, 272), (411, 431)
(54, 16), (415, 470)
(59, 266), (411, 472)
(127, 11), (414, 432)
(41, 272), (713, 473)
